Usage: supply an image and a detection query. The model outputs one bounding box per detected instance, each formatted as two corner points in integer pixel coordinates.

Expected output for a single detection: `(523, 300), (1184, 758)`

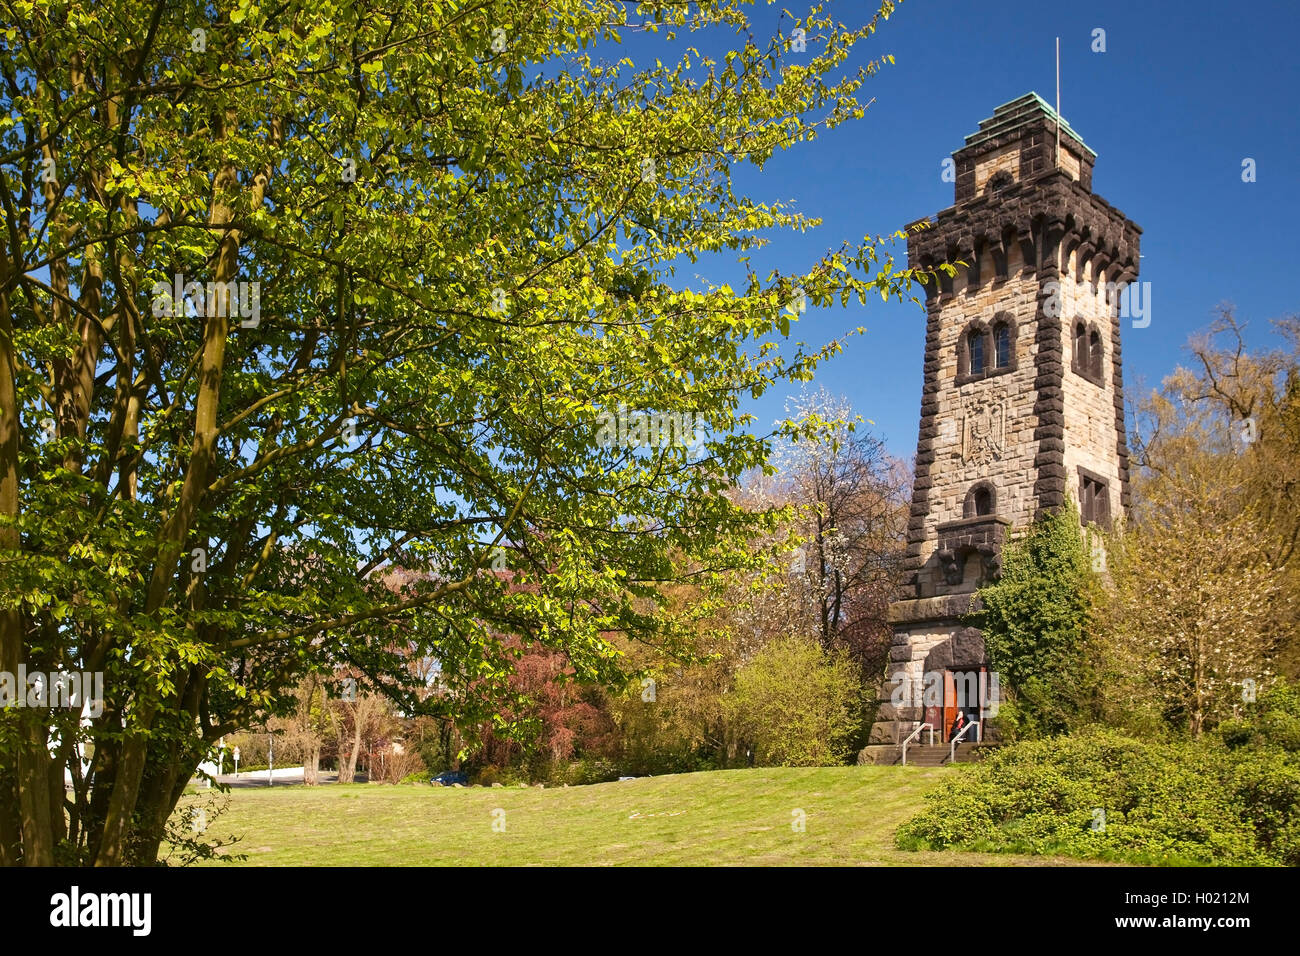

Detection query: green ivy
(965, 501), (1101, 739)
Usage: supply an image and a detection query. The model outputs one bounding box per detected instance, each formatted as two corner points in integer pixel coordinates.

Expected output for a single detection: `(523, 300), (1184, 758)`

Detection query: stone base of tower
(866, 593), (994, 746)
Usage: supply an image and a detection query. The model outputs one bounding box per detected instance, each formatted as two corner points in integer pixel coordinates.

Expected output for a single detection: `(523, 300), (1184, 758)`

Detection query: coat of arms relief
(961, 393), (1007, 465)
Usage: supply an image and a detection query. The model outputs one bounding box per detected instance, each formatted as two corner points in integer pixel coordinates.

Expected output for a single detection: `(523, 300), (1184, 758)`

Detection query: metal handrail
(900, 722), (934, 765)
(949, 720), (982, 763)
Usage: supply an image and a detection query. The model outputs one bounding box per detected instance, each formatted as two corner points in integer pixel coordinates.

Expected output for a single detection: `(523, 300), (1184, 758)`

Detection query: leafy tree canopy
(0, 0), (917, 863)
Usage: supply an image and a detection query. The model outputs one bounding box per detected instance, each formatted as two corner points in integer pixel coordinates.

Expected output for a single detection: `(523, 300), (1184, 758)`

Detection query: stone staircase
(857, 742), (995, 767)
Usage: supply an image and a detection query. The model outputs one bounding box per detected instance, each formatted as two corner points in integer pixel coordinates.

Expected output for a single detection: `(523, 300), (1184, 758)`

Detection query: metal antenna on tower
(1055, 37), (1061, 168)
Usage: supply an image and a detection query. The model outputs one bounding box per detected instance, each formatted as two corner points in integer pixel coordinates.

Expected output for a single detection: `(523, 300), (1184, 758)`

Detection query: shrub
(1224, 748), (1300, 866)
(377, 749), (426, 785)
(725, 635), (866, 766)
(1216, 678), (1300, 753)
(896, 728), (1297, 866)
(544, 758), (621, 787)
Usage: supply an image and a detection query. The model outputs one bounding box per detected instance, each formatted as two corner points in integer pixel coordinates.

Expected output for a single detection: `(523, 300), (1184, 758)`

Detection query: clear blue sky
(635, 0), (1300, 461)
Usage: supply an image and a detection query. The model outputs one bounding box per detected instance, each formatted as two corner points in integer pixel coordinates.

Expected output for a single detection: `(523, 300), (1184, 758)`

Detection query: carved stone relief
(962, 392), (1006, 465)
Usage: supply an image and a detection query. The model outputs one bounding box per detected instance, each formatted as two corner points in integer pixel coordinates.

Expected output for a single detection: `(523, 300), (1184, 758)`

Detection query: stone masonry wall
(914, 270), (1042, 597)
(873, 98), (1140, 752)
(1060, 255), (1122, 519)
(974, 144), (1020, 194)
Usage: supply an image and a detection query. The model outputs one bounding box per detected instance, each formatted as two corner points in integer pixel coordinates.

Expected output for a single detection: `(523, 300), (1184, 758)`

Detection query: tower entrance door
(924, 668), (988, 742)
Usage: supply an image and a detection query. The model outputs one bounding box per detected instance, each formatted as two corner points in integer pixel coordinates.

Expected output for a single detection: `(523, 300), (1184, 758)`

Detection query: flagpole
(1055, 37), (1061, 168)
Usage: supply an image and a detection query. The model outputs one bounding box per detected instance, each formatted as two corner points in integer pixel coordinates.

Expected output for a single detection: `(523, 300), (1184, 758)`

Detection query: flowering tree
(1100, 310), (1300, 735)
(728, 388), (908, 676)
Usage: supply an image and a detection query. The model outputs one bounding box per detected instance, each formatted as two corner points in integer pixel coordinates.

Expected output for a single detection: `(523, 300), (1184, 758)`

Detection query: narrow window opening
(968, 329), (985, 375)
(994, 324), (1012, 369)
(964, 483), (996, 518)
(1080, 474), (1110, 527)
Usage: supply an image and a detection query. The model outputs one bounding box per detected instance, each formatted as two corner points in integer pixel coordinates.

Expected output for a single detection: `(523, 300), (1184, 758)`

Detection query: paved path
(207, 770), (370, 788)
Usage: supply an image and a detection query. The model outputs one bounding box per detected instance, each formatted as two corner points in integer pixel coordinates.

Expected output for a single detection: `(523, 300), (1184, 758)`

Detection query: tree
(466, 635), (620, 779)
(269, 676), (330, 785)
(775, 387), (909, 656)
(608, 582), (740, 773)
(329, 688), (389, 784)
(1098, 308), (1300, 735)
(726, 388), (908, 673)
(1179, 309), (1300, 582)
(0, 0), (919, 863)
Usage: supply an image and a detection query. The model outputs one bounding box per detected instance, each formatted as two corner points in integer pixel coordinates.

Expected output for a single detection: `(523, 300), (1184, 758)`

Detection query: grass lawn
(184, 765), (1087, 866)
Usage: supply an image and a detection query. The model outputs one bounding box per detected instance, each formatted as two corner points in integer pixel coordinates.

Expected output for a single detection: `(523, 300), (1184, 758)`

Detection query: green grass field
(185, 765), (1085, 866)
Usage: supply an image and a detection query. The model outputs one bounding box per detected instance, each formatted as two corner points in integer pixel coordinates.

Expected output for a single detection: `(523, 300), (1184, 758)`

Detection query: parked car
(431, 771), (468, 786)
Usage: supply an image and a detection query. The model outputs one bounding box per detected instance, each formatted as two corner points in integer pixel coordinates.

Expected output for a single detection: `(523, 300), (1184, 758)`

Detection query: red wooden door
(942, 671), (958, 742)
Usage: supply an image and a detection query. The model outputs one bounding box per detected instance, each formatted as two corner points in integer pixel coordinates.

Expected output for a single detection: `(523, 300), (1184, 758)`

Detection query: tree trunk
(304, 743), (320, 785)
(0, 266), (55, 865)
(337, 720), (361, 783)
(347, 720), (364, 782)
(0, 772), (20, 865)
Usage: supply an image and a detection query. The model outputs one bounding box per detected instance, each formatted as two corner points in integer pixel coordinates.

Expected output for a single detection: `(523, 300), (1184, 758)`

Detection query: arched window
(964, 482), (996, 518)
(1074, 322), (1087, 364)
(958, 319), (1013, 383)
(994, 323), (1012, 369)
(1089, 328), (1103, 379)
(968, 329), (985, 376)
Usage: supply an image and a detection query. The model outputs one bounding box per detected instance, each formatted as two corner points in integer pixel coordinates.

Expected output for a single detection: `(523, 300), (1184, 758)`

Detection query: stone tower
(869, 93), (1141, 747)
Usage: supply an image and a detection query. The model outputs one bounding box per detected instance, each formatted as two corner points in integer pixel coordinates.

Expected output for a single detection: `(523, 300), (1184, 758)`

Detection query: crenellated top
(907, 170), (1141, 300)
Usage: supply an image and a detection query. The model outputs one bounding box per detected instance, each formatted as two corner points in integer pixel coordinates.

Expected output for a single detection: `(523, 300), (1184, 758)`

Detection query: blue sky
(637, 0), (1300, 461)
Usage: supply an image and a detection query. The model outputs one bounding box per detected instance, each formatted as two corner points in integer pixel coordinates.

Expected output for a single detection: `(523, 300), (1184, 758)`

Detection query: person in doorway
(949, 710), (965, 744)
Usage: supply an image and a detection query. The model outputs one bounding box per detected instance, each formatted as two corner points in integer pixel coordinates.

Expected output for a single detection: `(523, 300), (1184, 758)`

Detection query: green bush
(1224, 748), (1300, 865)
(473, 764), (534, 787)
(622, 748), (720, 777)
(544, 757), (621, 787)
(725, 634), (866, 767)
(896, 728), (1299, 866)
(1216, 678), (1300, 752)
